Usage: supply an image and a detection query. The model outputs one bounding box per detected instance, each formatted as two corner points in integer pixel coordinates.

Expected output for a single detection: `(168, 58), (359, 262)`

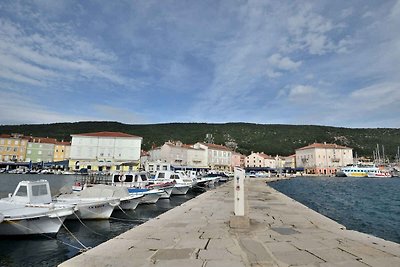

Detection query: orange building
(53, 141), (71, 162)
(0, 133), (29, 162)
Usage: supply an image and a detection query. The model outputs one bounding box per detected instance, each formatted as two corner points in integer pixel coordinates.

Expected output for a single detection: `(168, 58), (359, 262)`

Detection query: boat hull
(119, 196), (142, 210)
(0, 214), (67, 236)
(171, 185), (190, 195)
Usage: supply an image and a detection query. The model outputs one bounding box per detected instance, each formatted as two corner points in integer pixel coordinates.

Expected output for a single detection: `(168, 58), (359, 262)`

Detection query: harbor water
(0, 174), (203, 266)
(269, 176), (400, 244)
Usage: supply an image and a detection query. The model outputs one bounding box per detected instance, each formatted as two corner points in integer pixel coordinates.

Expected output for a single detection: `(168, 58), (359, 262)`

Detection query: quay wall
(60, 178), (400, 267)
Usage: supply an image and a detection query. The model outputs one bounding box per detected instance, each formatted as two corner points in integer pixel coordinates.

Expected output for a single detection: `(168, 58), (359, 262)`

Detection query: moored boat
(0, 180), (75, 236)
(367, 169), (392, 178)
(336, 164), (379, 177)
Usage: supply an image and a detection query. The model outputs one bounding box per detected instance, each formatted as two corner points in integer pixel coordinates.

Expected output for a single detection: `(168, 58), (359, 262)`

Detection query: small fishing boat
(55, 193), (120, 220)
(0, 180), (75, 236)
(153, 171), (195, 195)
(74, 184), (144, 210)
(367, 169), (392, 178)
(111, 171), (171, 201)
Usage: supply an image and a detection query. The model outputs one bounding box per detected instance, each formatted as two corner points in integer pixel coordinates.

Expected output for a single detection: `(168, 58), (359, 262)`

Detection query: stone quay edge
(59, 178), (400, 267)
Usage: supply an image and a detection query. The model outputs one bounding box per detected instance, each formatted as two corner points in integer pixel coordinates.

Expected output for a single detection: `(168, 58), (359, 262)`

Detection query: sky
(0, 0), (399, 128)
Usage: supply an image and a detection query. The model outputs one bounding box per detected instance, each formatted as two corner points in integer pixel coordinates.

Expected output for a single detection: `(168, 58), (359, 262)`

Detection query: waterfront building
(0, 133), (28, 162)
(69, 132), (142, 172)
(245, 152), (275, 168)
(26, 137), (57, 163)
(231, 152), (245, 168)
(193, 143), (232, 171)
(144, 161), (171, 175)
(283, 154), (296, 169)
(53, 141), (71, 162)
(295, 142), (353, 175)
(148, 141), (207, 168)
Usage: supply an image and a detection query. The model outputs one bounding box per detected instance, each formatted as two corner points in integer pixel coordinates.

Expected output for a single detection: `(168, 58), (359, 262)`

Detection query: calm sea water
(0, 174), (203, 267)
(269, 176), (400, 244)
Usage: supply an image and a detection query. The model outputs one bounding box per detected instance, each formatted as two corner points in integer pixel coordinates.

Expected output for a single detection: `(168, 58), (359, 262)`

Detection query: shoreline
(60, 179), (400, 266)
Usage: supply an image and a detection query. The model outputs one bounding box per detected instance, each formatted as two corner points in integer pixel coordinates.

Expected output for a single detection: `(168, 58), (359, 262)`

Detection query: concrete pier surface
(59, 179), (400, 267)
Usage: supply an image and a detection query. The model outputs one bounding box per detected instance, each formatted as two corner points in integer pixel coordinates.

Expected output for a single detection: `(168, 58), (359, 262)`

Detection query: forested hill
(1, 121), (399, 159)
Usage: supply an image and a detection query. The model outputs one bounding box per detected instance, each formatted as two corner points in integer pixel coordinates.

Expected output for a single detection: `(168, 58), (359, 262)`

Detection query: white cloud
(268, 53), (302, 70)
(0, 17), (127, 90)
(284, 4), (350, 55)
(288, 85), (317, 101)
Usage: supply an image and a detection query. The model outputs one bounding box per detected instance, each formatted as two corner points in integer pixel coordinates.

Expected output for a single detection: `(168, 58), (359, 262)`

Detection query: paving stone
(359, 256), (400, 267)
(273, 250), (325, 265)
(239, 238), (275, 264)
(264, 241), (299, 253)
(151, 248), (195, 261)
(174, 237), (209, 249)
(205, 259), (247, 267)
(153, 259), (204, 267)
(198, 248), (242, 261)
(319, 260), (370, 267)
(308, 248), (359, 262)
(207, 238), (237, 249)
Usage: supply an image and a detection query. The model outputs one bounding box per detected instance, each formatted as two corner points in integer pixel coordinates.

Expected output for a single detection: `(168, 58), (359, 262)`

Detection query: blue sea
(269, 176), (400, 244)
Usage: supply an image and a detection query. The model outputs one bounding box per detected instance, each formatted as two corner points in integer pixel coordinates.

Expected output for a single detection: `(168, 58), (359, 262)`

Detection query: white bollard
(230, 167), (249, 228)
(234, 167), (245, 216)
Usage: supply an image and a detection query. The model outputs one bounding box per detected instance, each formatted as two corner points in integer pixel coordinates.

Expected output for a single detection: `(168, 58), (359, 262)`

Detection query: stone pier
(59, 179), (400, 267)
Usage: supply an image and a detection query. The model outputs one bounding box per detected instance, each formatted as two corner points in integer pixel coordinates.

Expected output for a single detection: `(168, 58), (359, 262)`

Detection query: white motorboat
(111, 171), (169, 201)
(367, 169), (392, 178)
(0, 180), (75, 236)
(128, 188), (163, 204)
(153, 171), (193, 195)
(75, 184), (144, 210)
(146, 183), (174, 199)
(55, 193), (120, 220)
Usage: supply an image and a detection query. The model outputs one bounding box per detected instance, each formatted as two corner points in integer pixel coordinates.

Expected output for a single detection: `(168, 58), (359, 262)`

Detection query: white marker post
(230, 167), (249, 228)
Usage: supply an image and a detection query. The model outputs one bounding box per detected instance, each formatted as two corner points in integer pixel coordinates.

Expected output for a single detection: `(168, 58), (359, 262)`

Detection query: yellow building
(0, 133), (29, 162)
(53, 141), (71, 162)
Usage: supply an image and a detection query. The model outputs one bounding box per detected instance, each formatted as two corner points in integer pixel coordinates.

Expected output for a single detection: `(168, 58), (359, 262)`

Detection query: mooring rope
(57, 215), (91, 252)
(7, 218), (85, 251)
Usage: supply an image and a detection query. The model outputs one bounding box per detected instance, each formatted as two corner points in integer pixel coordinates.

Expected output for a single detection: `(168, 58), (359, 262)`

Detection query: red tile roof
(72, 132), (142, 138)
(200, 143), (231, 151)
(257, 153), (274, 159)
(30, 137), (58, 144)
(296, 142), (350, 151)
(55, 141), (71, 146)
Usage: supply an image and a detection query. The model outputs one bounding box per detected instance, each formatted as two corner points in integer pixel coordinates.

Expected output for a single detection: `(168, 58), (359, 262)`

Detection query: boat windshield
(15, 185), (28, 196)
(32, 184), (48, 196)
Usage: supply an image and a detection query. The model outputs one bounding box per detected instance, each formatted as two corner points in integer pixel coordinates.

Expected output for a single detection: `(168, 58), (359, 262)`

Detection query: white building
(245, 152), (275, 168)
(193, 143), (232, 171)
(295, 142), (353, 175)
(283, 154), (296, 169)
(69, 131), (142, 172)
(148, 141), (207, 168)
